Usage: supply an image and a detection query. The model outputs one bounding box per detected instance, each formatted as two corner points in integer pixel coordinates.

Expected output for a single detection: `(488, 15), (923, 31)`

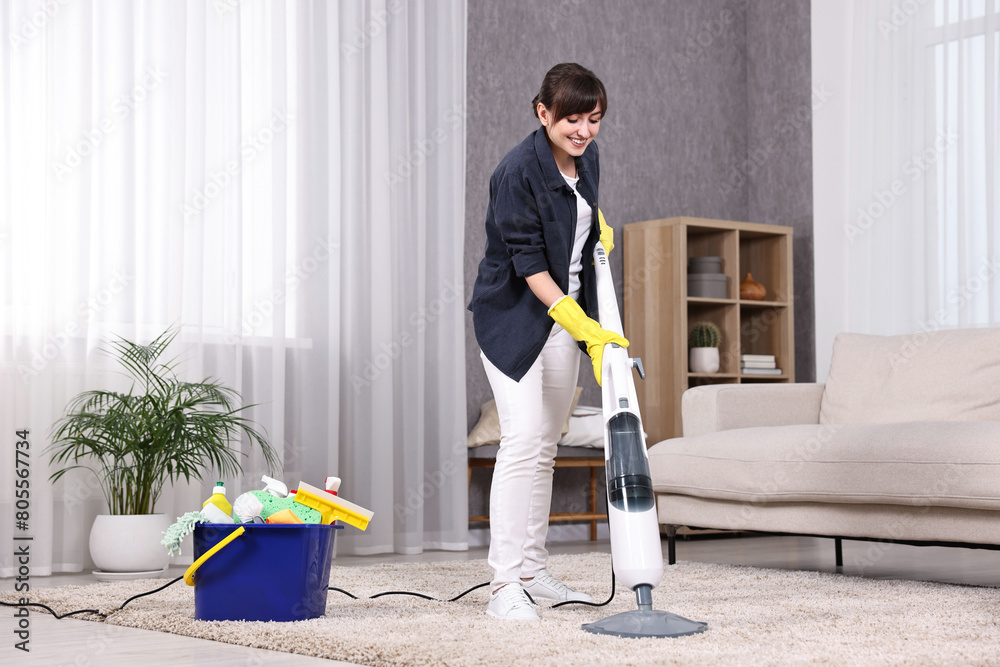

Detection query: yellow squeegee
(293, 481), (374, 531)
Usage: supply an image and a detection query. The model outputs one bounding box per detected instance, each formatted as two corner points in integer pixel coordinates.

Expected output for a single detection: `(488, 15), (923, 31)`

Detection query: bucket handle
(183, 525), (246, 586)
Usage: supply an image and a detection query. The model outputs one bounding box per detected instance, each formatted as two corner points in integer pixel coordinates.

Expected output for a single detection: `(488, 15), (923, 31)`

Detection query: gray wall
(746, 0), (815, 383)
(465, 0), (815, 433)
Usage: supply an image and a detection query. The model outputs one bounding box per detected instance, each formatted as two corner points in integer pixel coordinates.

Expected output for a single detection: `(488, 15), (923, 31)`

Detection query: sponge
(250, 489), (322, 523)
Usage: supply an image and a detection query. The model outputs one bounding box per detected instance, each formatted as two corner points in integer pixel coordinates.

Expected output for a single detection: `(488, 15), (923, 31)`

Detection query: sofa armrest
(681, 383), (825, 437)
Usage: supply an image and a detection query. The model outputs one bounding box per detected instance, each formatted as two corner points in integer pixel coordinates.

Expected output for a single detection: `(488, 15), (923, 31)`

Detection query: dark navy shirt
(468, 126), (601, 381)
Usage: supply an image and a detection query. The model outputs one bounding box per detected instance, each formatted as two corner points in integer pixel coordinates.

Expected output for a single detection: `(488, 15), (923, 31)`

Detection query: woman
(468, 63), (627, 621)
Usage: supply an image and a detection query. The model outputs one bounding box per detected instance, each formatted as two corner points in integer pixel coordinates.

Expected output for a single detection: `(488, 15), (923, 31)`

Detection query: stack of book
(741, 354), (782, 376)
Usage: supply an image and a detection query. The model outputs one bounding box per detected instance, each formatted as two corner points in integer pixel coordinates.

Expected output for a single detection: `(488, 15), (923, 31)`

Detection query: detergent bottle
(203, 482), (233, 518)
(325, 476), (341, 495)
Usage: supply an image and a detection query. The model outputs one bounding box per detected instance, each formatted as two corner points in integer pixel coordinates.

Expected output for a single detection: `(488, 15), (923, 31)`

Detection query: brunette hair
(531, 63), (607, 124)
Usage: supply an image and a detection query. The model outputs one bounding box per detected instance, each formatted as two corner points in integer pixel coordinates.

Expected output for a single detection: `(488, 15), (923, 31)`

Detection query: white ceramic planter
(689, 347), (720, 374)
(89, 513), (171, 575)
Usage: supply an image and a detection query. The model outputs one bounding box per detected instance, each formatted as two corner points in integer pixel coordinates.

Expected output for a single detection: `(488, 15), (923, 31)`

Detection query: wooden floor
(4, 534), (998, 665)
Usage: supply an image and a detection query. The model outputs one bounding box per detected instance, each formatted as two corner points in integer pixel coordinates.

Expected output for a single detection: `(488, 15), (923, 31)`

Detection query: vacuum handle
(593, 245), (624, 336)
(183, 525), (246, 586)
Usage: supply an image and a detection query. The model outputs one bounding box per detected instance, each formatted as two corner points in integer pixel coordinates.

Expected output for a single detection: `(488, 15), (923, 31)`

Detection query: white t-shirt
(561, 172), (592, 301)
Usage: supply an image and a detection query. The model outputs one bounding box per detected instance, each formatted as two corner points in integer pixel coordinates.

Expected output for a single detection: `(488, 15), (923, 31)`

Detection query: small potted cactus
(688, 321), (721, 373)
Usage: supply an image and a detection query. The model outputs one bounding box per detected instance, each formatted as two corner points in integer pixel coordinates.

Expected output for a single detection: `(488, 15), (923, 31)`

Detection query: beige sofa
(647, 328), (1000, 566)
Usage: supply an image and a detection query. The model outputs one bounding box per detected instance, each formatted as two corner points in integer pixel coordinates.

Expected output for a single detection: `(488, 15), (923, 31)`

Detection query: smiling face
(538, 103), (603, 176)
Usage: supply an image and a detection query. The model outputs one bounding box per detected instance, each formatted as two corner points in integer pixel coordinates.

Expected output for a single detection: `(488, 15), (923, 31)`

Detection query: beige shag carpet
(3, 552), (999, 666)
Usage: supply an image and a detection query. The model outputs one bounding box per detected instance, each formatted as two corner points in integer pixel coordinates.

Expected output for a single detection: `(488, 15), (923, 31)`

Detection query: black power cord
(329, 568), (616, 608)
(552, 569), (615, 608)
(0, 575), (184, 619)
(328, 581), (491, 602)
(1, 566), (616, 620)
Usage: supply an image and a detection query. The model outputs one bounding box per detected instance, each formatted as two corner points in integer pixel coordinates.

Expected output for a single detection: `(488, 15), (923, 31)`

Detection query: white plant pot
(689, 347), (720, 374)
(89, 513), (171, 576)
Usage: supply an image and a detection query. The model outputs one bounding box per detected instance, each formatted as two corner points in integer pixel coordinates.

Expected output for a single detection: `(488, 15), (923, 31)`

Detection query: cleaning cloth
(161, 511), (209, 557)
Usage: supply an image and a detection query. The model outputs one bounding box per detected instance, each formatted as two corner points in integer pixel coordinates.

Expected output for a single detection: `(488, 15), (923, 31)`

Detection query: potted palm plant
(48, 327), (279, 577)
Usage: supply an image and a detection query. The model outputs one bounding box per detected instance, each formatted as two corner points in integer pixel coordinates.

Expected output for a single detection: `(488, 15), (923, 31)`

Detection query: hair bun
(531, 63), (607, 125)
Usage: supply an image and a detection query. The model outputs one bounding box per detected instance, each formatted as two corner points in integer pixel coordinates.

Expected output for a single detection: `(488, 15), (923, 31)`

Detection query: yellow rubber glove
(548, 295), (629, 386)
(597, 208), (614, 255)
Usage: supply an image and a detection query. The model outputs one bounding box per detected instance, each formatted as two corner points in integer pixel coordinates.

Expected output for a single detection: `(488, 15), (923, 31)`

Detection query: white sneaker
(486, 583), (539, 620)
(522, 569), (594, 603)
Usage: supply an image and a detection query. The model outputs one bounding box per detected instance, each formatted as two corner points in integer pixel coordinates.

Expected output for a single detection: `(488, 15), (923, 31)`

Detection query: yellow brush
(293, 481), (374, 530)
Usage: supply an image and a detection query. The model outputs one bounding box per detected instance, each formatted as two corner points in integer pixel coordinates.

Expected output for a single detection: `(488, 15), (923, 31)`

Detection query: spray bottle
(261, 475), (289, 497)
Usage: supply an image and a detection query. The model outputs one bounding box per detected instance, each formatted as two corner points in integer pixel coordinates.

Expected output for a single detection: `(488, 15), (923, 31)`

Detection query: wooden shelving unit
(622, 217), (795, 444)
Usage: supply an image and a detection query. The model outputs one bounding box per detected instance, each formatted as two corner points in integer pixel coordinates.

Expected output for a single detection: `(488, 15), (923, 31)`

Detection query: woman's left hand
(598, 208), (614, 255)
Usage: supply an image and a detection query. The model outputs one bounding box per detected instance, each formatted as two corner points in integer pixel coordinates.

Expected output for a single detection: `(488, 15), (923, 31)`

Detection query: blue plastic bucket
(191, 523), (340, 622)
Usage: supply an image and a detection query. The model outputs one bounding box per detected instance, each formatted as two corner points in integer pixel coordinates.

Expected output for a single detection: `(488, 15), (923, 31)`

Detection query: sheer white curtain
(0, 0), (467, 575)
(843, 0), (999, 335)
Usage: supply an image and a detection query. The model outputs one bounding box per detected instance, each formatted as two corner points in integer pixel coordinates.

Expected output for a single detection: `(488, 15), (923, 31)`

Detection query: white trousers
(481, 324), (581, 588)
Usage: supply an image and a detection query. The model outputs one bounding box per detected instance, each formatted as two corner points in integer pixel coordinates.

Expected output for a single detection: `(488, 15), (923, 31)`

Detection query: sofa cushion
(819, 328), (1000, 424)
(648, 421), (1000, 511)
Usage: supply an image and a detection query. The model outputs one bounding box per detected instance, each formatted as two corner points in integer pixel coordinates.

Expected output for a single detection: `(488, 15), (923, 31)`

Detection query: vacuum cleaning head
(582, 608), (708, 638)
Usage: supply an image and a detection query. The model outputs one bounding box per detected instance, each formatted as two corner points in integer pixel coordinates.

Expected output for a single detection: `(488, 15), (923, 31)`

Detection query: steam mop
(581, 244), (708, 638)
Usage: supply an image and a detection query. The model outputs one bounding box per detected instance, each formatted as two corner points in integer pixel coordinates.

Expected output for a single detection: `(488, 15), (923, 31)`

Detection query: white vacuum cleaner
(580, 244), (708, 638)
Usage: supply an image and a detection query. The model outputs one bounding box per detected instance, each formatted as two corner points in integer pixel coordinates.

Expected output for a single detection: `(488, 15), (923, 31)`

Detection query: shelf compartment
(738, 231), (791, 303)
(686, 302), (738, 375)
(739, 307), (790, 362)
(686, 226), (737, 300)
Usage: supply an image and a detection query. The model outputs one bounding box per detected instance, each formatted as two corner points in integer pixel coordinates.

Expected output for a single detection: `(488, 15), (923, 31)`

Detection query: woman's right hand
(547, 295), (628, 385)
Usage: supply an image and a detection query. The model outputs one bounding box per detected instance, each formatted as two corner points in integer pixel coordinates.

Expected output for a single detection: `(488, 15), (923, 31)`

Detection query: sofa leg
(834, 537), (843, 569)
(664, 525), (678, 565)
